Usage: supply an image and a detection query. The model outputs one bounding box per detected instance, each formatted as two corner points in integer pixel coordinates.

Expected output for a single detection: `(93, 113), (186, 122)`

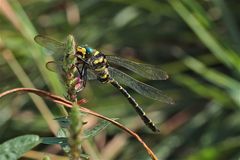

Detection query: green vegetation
(0, 0), (240, 159)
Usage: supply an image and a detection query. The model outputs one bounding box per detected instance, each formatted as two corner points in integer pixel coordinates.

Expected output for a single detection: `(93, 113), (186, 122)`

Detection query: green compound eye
(86, 47), (94, 54)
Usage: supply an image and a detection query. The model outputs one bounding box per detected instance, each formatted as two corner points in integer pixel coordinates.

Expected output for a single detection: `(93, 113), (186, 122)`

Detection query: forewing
(87, 70), (97, 80)
(107, 55), (169, 80)
(108, 67), (174, 104)
(34, 35), (66, 54)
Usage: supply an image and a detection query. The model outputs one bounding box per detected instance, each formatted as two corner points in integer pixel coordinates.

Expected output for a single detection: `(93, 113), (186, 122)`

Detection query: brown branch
(0, 88), (159, 160)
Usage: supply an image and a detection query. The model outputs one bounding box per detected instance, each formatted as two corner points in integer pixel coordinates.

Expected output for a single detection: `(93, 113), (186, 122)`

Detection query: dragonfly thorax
(88, 51), (110, 83)
(75, 45), (110, 83)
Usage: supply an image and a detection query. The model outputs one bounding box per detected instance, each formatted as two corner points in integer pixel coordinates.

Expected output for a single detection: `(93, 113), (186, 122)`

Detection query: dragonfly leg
(76, 64), (88, 88)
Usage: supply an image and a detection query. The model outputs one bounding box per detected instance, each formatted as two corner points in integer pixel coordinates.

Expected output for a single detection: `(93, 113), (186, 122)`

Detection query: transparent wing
(34, 35), (66, 54)
(107, 55), (169, 80)
(86, 69), (97, 80)
(108, 67), (174, 104)
(46, 60), (97, 81)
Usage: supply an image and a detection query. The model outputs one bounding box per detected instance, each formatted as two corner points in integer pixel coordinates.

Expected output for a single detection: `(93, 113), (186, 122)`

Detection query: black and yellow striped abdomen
(109, 78), (160, 132)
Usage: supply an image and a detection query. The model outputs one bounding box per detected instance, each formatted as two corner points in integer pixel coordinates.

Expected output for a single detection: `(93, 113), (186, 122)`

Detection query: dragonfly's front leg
(76, 63), (87, 89)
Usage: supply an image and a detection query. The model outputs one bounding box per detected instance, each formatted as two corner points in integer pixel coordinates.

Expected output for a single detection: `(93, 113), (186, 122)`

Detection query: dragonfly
(34, 35), (174, 132)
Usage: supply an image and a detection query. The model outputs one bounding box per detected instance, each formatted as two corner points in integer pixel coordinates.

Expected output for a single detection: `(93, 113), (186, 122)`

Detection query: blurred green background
(0, 0), (240, 160)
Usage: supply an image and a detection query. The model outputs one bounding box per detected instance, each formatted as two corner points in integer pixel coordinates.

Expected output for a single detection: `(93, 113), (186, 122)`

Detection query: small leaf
(83, 119), (117, 139)
(55, 117), (70, 128)
(41, 137), (68, 145)
(41, 137), (70, 153)
(0, 135), (41, 160)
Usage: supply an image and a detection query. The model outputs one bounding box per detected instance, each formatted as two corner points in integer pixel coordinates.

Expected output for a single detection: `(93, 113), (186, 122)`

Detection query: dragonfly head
(76, 45), (93, 59)
(80, 44), (93, 55)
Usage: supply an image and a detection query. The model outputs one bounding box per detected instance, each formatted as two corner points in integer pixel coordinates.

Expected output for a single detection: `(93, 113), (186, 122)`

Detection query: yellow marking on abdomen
(100, 74), (108, 79)
(94, 66), (106, 71)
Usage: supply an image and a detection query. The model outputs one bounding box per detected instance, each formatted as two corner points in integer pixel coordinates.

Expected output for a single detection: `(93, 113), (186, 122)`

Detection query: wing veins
(107, 55), (169, 80)
(34, 35), (66, 53)
(108, 67), (174, 104)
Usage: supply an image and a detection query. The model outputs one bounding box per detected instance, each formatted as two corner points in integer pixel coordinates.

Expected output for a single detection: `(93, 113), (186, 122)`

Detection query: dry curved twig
(0, 88), (158, 160)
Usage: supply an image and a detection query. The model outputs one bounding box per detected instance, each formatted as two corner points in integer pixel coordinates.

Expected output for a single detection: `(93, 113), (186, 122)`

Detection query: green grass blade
(169, 0), (240, 72)
(173, 74), (232, 105)
(212, 0), (240, 51)
(181, 55), (240, 106)
(9, 0), (65, 95)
